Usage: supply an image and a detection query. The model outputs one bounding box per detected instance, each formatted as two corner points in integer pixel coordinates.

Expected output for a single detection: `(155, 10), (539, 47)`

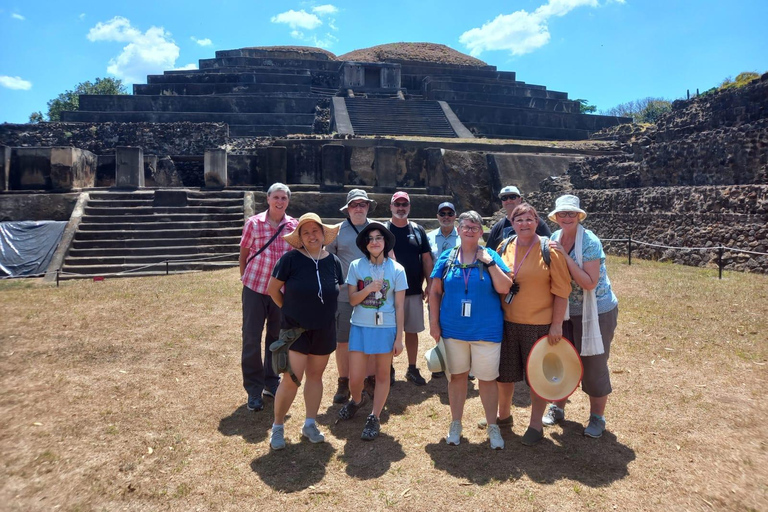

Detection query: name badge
(375, 311), (384, 326)
(461, 300), (472, 318)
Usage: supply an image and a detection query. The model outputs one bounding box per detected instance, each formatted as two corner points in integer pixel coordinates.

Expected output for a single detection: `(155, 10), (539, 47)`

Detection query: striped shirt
(240, 211), (297, 294)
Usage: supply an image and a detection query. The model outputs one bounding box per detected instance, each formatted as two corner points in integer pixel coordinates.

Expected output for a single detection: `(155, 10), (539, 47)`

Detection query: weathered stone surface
(1, 146), (10, 191)
(374, 147), (399, 192)
(441, 149), (495, 215)
(204, 149), (228, 188)
(320, 144), (345, 191)
(7, 147), (95, 191)
(115, 147), (145, 188)
(0, 192), (79, 221)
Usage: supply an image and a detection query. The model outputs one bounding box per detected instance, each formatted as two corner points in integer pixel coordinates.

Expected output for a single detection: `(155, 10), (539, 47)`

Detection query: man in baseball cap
(486, 185), (551, 252)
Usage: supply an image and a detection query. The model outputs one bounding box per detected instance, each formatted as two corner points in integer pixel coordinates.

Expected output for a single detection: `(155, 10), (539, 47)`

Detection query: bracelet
(485, 259), (497, 267)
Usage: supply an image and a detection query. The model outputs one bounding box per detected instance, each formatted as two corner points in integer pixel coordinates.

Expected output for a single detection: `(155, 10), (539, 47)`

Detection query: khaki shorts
(403, 294), (425, 333)
(443, 338), (501, 381)
(335, 301), (353, 343)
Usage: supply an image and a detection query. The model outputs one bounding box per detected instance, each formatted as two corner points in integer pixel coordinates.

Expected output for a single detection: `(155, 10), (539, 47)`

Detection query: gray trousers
(241, 286), (280, 397)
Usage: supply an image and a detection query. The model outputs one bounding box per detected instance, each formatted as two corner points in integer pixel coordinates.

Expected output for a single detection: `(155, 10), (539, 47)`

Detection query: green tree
(574, 99), (597, 114)
(31, 77), (128, 122)
(719, 71), (760, 91)
(600, 97), (672, 124)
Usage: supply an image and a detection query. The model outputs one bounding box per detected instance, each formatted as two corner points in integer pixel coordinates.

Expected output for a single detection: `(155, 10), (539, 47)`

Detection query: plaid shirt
(240, 211), (297, 294)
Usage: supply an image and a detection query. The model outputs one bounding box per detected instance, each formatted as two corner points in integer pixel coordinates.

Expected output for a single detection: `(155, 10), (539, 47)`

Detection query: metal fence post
(166, 260), (169, 275)
(56, 268), (60, 287)
(628, 235), (632, 266)
(718, 246), (724, 280)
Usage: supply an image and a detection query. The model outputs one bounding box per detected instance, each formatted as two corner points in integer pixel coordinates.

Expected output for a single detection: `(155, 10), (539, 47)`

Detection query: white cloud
(12, 13), (25, 20)
(87, 16), (181, 83)
(312, 5), (338, 16)
(173, 63), (198, 71)
(191, 36), (212, 47)
(79, 13), (86, 21)
(0, 75), (32, 90)
(460, 0), (612, 57)
(271, 9), (322, 30)
(313, 33), (338, 49)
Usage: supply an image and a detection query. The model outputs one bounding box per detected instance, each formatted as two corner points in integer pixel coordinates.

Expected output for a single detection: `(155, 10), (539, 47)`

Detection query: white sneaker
(445, 420), (462, 445)
(301, 422), (325, 444)
(270, 426), (286, 450)
(487, 424), (505, 450)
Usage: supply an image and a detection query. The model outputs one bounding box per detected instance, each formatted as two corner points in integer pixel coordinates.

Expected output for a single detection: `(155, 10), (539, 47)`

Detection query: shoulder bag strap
(245, 222), (287, 269)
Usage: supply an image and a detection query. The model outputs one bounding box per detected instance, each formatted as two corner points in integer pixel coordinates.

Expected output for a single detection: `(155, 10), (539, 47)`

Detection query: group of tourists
(239, 183), (618, 451)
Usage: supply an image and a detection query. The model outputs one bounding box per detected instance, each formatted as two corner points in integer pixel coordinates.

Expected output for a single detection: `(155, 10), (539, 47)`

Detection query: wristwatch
(486, 259), (497, 267)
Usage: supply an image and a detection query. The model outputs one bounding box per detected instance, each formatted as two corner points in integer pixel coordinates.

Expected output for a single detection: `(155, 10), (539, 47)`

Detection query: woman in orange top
(495, 203), (572, 446)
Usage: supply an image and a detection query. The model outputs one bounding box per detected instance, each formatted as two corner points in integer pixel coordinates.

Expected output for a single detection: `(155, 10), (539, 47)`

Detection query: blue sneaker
(584, 414), (606, 438)
(246, 395), (264, 412)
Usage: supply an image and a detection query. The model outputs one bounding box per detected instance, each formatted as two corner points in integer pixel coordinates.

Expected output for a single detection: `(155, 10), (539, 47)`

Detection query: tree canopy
(600, 97), (672, 124)
(29, 77), (128, 123)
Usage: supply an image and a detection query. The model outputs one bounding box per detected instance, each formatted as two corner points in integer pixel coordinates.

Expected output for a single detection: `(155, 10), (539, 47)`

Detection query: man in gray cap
(486, 185), (551, 252)
(326, 189), (375, 403)
(427, 202), (459, 263)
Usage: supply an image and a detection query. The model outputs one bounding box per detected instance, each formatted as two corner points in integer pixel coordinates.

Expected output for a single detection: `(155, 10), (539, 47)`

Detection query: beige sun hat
(526, 335), (583, 402)
(282, 213), (340, 249)
(424, 338), (451, 381)
(548, 194), (587, 222)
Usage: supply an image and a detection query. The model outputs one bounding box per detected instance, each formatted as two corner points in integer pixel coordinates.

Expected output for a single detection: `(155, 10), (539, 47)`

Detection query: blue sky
(1, 0), (766, 124)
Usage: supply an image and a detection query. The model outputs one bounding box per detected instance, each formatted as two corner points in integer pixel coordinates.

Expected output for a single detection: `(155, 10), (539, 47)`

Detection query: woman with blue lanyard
(337, 222), (407, 440)
(428, 211), (513, 450)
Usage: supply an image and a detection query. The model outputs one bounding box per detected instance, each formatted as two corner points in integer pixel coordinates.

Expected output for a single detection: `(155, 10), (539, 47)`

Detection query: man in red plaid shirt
(239, 183), (298, 412)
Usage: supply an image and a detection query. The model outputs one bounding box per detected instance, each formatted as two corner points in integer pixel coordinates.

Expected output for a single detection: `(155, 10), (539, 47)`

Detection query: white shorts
(442, 338), (501, 381)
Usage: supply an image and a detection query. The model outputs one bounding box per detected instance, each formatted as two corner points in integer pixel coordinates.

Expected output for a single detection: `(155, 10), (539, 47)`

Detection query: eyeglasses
(460, 225), (481, 233)
(500, 194), (520, 201)
(555, 211), (579, 218)
(393, 202), (409, 207)
(367, 236), (385, 243)
(348, 201), (369, 209)
(438, 211), (455, 217)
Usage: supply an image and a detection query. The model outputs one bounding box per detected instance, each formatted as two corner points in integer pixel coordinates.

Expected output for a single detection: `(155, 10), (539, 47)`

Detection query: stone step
(71, 236), (241, 249)
(199, 56), (341, 72)
(216, 49), (336, 61)
(461, 122), (591, 141)
(64, 251), (239, 266)
(286, 191), (453, 218)
(62, 111), (316, 125)
(164, 66), (311, 76)
(60, 260), (238, 278)
(451, 103), (627, 132)
(68, 244), (239, 258)
(288, 184), (429, 194)
(80, 212), (244, 224)
(84, 205), (243, 215)
(229, 125), (314, 137)
(77, 220), (243, 231)
(426, 80), (570, 100)
(343, 98), (459, 138)
(73, 227), (243, 240)
(78, 94), (321, 114)
(88, 190), (245, 200)
(85, 198), (243, 208)
(134, 82), (311, 95)
(146, 72), (312, 85)
(430, 92), (574, 112)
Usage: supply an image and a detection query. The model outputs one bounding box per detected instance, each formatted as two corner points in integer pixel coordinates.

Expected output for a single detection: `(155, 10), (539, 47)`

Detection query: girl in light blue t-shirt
(337, 222), (407, 441)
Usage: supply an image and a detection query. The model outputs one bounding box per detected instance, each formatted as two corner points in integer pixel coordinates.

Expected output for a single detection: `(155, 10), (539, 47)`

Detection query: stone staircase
(340, 98), (463, 137)
(60, 190), (244, 279)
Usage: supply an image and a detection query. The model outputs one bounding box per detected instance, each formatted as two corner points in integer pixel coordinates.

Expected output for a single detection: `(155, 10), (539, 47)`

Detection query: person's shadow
(217, 403), (273, 445)
(250, 438), (336, 493)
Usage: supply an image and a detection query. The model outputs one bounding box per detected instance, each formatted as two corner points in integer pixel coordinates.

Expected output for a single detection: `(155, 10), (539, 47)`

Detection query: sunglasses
(438, 211), (455, 217)
(367, 236), (385, 243)
(392, 202), (410, 207)
(555, 211), (579, 218)
(500, 194), (520, 201)
(348, 201), (369, 209)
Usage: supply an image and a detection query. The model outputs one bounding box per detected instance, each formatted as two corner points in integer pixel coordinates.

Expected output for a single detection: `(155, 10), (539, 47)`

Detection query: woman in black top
(266, 213), (343, 450)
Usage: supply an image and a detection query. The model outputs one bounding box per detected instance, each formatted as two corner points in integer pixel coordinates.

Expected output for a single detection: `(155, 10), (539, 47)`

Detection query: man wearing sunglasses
(427, 202), (460, 263)
(486, 185), (551, 253)
(326, 189), (375, 404)
(386, 191), (433, 386)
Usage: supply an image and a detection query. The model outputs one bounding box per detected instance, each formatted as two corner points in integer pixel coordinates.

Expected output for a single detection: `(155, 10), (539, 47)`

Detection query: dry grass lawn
(1, 257), (766, 511)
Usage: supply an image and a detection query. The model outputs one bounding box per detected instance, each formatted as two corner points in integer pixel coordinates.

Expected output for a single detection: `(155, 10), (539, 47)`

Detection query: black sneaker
(390, 365), (395, 385)
(246, 395), (264, 412)
(338, 396), (365, 420)
(405, 367), (427, 386)
(363, 375), (376, 399)
(431, 371), (445, 379)
(333, 377), (350, 404)
(361, 414), (380, 441)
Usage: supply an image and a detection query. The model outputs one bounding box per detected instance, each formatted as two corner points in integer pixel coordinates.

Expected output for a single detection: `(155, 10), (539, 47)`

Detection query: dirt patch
(339, 43), (488, 67)
(0, 258), (766, 510)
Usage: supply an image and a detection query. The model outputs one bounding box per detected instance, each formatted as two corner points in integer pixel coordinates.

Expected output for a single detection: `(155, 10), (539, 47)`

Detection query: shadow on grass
(217, 403), (279, 444)
(250, 441), (336, 493)
(424, 419), (635, 487)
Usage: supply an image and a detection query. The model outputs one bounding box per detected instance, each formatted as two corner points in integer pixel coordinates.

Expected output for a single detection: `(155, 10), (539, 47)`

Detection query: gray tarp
(0, 221), (67, 277)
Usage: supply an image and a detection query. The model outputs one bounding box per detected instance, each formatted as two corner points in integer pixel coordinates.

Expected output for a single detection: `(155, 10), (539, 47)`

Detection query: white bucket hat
(526, 335), (583, 401)
(548, 194), (587, 222)
(424, 338), (451, 381)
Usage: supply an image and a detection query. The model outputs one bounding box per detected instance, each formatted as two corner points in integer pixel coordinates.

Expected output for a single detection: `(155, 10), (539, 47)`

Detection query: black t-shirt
(272, 250), (343, 330)
(388, 221), (431, 296)
(487, 216), (552, 252)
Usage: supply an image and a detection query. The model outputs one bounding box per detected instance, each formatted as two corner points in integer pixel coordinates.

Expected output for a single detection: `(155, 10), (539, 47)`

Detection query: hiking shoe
(333, 377), (351, 404)
(488, 424), (505, 450)
(445, 420), (462, 446)
(405, 367), (427, 386)
(338, 397), (365, 420)
(301, 423), (325, 444)
(431, 371), (445, 379)
(263, 385), (278, 399)
(390, 365), (395, 385)
(364, 376), (376, 399)
(542, 404), (565, 426)
(477, 415), (513, 430)
(246, 395), (264, 412)
(361, 414), (380, 441)
(521, 427), (543, 446)
(584, 414), (606, 438)
(270, 425), (285, 450)
(468, 373), (476, 381)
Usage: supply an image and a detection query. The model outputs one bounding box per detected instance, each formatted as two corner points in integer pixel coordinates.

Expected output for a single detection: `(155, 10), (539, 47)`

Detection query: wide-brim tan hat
(527, 335), (583, 401)
(548, 194), (587, 222)
(282, 213), (340, 249)
(424, 338), (451, 381)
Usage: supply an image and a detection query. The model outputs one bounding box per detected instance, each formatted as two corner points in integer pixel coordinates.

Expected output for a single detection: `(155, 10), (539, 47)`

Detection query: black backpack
(497, 235), (551, 266)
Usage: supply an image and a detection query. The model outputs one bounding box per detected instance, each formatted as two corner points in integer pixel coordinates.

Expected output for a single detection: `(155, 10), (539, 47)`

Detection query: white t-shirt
(345, 257), (408, 328)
